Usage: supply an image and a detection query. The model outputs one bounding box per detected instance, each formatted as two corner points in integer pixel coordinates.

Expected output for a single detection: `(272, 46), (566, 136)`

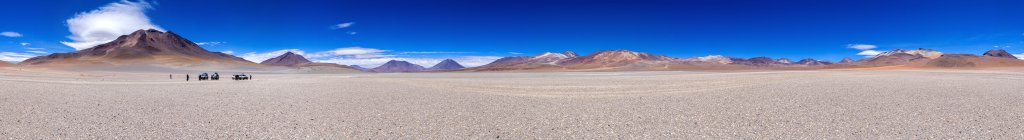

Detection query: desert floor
(1, 68), (1023, 139)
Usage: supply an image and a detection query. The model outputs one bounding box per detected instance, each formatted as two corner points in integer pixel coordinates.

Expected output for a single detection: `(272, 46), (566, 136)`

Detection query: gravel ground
(1, 69), (1023, 139)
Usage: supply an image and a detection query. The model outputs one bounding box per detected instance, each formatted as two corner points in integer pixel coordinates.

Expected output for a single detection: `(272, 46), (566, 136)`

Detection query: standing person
(169, 74), (172, 79)
(186, 74), (190, 81)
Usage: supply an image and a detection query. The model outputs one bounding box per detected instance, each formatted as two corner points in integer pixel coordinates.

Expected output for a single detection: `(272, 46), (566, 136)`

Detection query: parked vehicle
(198, 73), (209, 80)
(232, 74), (249, 80)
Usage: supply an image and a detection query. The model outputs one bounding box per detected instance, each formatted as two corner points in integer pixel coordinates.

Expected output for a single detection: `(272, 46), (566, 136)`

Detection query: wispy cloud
(26, 51), (47, 54)
(61, 0), (163, 50)
(347, 31), (358, 35)
(239, 49), (306, 63)
(398, 51), (473, 54)
(0, 52), (37, 62)
(847, 44), (882, 57)
(19, 42), (30, 46)
(847, 44), (877, 50)
(1014, 53), (1024, 60)
(508, 52), (523, 55)
(220, 50), (234, 55)
(1, 31), (22, 37)
(330, 22), (355, 29)
(195, 41), (226, 46)
(856, 50), (883, 57)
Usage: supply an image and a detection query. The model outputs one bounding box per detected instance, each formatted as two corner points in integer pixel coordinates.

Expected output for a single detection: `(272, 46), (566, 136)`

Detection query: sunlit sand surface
(2, 68), (1023, 139)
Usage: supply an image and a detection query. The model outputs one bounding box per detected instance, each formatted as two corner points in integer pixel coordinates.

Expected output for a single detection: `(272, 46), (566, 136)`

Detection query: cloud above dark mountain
(61, 0), (163, 50)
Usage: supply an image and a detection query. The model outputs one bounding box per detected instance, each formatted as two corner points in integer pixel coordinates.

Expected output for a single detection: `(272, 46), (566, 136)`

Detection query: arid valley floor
(1, 68), (1023, 139)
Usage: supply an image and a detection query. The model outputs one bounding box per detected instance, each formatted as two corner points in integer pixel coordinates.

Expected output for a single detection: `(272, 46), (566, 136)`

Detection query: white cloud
(0, 32), (22, 37)
(0, 52), (37, 62)
(25, 48), (44, 50)
(331, 22), (355, 29)
(847, 44), (877, 50)
(857, 50), (883, 57)
(196, 41), (226, 46)
(398, 51), (472, 54)
(312, 47), (389, 59)
(26, 51), (48, 54)
(19, 42), (30, 46)
(508, 52), (523, 55)
(348, 31), (358, 35)
(220, 50), (234, 55)
(61, 0), (163, 50)
(1014, 53), (1024, 60)
(239, 49), (306, 63)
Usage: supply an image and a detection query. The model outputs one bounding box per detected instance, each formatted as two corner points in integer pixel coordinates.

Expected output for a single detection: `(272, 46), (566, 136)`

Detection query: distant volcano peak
(21, 29), (250, 65)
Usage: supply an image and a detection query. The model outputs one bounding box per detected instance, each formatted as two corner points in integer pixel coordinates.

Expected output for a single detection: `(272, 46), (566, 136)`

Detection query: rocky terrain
(3, 69), (1024, 139)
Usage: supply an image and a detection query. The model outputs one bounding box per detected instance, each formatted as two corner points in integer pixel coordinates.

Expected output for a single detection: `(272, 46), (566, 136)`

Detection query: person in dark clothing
(170, 74), (172, 79)
(186, 74), (190, 81)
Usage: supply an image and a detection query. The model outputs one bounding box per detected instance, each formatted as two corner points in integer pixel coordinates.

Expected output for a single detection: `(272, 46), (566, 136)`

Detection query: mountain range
(6, 29), (1024, 72)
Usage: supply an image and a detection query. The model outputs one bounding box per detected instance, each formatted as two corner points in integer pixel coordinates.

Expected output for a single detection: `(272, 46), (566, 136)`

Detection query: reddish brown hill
(470, 51), (577, 71)
(857, 53), (930, 66)
(0, 61), (12, 67)
(730, 57), (780, 66)
(559, 50), (675, 69)
(983, 49), (1017, 59)
(20, 29), (251, 66)
(920, 54), (1024, 68)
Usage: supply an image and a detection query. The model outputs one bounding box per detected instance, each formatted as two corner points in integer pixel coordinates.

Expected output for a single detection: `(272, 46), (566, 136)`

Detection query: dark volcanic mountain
(21, 29), (250, 65)
(983, 49), (1017, 59)
(259, 52), (356, 70)
(428, 59), (465, 71)
(371, 60), (426, 72)
(260, 52), (311, 66)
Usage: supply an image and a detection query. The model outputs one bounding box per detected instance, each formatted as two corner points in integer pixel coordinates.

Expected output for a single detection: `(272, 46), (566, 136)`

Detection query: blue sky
(2, 0), (1024, 66)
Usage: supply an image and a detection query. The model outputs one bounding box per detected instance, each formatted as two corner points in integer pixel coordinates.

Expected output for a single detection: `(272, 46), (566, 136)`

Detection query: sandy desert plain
(1, 67), (1023, 139)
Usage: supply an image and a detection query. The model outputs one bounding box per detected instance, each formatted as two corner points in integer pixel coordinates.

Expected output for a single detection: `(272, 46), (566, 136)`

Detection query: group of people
(171, 73), (251, 81)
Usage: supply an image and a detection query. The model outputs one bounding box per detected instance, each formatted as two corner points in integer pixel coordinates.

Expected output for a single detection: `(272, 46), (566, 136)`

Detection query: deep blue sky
(2, 0), (1024, 64)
